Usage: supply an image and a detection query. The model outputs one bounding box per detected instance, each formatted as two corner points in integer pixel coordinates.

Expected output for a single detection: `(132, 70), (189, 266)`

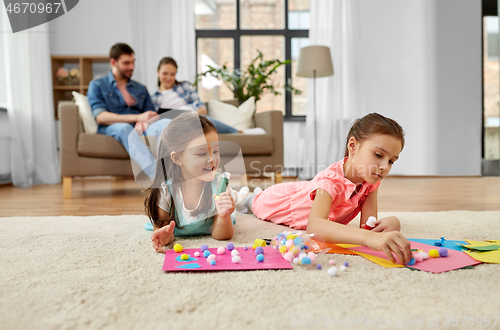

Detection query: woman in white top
(150, 57), (239, 134)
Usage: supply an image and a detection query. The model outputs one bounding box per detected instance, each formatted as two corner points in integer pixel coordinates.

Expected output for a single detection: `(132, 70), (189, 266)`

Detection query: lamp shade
(296, 45), (334, 78)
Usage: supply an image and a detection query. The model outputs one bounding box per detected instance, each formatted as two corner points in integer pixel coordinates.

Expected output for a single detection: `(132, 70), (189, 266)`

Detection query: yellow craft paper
(337, 244), (360, 249)
(340, 244), (404, 267)
(486, 239), (500, 245)
(351, 251), (405, 268)
(459, 239), (500, 264)
(464, 250), (500, 264)
(464, 240), (497, 247)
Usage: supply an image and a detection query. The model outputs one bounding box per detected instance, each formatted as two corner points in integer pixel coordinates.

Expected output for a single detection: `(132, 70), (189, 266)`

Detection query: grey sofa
(58, 100), (283, 198)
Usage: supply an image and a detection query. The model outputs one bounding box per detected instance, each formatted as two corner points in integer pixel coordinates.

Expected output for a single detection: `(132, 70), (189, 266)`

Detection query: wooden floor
(0, 176), (499, 217)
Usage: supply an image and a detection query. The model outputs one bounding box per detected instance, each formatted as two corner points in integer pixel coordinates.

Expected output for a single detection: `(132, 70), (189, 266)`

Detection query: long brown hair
(344, 113), (405, 157)
(157, 57), (181, 87)
(144, 113), (218, 229)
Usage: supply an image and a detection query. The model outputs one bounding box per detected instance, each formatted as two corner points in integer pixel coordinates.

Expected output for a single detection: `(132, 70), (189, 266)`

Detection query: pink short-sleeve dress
(252, 158), (380, 230)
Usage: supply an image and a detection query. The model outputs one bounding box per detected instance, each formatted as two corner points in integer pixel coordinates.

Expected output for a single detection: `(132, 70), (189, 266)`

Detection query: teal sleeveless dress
(158, 172), (235, 237)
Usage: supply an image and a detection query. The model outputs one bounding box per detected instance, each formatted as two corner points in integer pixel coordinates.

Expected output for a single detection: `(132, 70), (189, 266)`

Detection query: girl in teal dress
(145, 113), (236, 253)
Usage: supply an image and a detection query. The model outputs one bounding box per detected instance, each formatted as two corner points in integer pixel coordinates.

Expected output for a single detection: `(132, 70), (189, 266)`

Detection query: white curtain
(1, 10), (60, 187)
(300, 0), (365, 177)
(128, 0), (196, 94)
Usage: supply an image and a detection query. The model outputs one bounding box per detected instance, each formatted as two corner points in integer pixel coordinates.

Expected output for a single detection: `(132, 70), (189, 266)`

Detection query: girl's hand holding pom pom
(214, 192), (235, 219)
(151, 220), (176, 254)
(364, 231), (413, 265)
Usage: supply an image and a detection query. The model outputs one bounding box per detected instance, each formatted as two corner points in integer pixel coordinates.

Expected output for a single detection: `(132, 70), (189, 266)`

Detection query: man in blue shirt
(88, 43), (171, 181)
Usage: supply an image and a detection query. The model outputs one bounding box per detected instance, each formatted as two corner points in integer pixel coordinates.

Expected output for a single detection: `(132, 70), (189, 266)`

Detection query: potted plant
(195, 50), (301, 104)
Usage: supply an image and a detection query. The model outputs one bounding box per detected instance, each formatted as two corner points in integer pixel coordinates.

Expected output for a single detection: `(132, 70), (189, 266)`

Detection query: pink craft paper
(162, 246), (294, 272)
(348, 241), (481, 274)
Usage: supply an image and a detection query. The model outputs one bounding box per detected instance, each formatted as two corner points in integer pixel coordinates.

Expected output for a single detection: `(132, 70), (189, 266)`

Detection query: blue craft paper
(408, 238), (466, 252)
(176, 263), (202, 269)
(175, 255), (198, 262)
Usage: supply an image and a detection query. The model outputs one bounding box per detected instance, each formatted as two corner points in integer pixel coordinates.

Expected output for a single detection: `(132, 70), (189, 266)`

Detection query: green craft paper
(460, 244), (500, 251)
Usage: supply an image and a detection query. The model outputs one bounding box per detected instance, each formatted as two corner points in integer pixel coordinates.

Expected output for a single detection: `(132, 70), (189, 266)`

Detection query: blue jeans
(98, 118), (172, 179)
(206, 116), (238, 133)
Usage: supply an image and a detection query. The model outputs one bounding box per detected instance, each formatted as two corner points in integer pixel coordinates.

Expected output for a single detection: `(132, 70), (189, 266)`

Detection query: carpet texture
(1, 211), (499, 330)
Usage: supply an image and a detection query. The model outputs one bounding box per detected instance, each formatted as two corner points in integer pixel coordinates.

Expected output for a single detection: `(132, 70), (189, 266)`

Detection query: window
(483, 16), (500, 175)
(197, 38), (235, 103)
(195, 0), (309, 121)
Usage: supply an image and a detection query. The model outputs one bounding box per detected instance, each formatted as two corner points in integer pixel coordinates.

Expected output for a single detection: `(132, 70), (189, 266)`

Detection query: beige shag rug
(1, 211), (499, 330)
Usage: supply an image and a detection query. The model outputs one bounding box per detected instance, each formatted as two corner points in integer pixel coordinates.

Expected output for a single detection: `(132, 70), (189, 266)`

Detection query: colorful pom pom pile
(271, 232), (321, 267)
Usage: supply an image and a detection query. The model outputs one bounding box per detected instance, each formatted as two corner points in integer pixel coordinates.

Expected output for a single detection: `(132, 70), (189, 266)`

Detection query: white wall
(286, 0), (482, 176)
(358, 0), (482, 176)
(432, 0), (482, 175)
(49, 0), (133, 55)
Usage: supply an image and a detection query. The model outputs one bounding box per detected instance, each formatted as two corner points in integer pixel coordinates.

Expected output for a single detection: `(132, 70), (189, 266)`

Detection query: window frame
(195, 0), (309, 121)
(481, 0), (500, 176)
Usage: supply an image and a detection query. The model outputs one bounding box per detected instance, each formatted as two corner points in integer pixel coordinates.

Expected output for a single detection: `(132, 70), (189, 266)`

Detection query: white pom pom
(419, 251), (429, 260)
(231, 256), (241, 263)
(293, 257), (300, 264)
(340, 265), (346, 272)
(231, 249), (240, 256)
(327, 266), (338, 277)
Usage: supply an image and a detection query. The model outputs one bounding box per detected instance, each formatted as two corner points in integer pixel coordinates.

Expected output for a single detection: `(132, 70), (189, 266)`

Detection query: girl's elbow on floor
(306, 217), (320, 235)
(212, 231), (234, 241)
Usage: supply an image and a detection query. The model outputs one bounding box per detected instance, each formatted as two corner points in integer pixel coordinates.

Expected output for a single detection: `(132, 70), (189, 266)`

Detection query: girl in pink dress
(244, 113), (413, 264)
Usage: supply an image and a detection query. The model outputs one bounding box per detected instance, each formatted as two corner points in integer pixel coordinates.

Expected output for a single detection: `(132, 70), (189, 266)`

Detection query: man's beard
(117, 65), (133, 80)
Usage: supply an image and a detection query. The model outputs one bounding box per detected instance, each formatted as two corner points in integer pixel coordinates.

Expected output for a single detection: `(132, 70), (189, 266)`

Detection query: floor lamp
(296, 45), (334, 174)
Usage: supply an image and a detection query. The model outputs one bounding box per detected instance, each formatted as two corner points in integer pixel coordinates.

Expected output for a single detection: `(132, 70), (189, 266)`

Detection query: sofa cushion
(207, 97), (256, 131)
(77, 133), (129, 159)
(218, 134), (274, 155)
(78, 133), (160, 159)
(72, 92), (98, 134)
